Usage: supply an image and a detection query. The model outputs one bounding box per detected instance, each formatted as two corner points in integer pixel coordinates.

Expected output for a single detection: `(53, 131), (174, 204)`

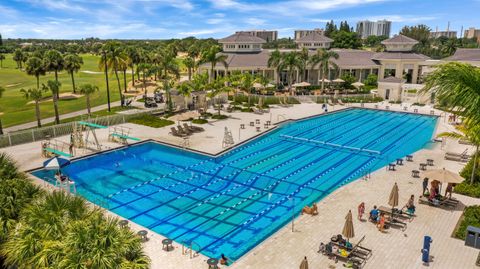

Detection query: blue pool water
(32, 108), (437, 261)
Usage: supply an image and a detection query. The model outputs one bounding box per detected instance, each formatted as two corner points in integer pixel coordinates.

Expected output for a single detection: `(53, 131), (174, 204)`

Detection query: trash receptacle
(422, 235), (432, 264)
(465, 226), (480, 249)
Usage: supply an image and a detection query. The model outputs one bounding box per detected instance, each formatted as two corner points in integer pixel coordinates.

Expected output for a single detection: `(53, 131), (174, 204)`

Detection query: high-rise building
(356, 20), (391, 39)
(464, 27), (480, 44)
(236, 30), (278, 42)
(429, 31), (457, 38)
(294, 28), (324, 40)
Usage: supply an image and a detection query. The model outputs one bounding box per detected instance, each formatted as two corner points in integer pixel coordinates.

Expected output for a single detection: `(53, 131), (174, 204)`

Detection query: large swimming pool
(33, 108), (437, 261)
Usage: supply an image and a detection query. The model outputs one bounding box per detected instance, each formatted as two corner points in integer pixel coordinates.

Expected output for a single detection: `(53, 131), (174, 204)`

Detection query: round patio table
(207, 258), (219, 269)
(396, 158), (404, 165)
(406, 155), (413, 161)
(388, 163), (396, 171)
(411, 170), (420, 178)
(427, 159), (434, 166)
(137, 230), (148, 242)
(419, 163), (427, 171)
(240, 124), (245, 129)
(162, 239), (173, 251)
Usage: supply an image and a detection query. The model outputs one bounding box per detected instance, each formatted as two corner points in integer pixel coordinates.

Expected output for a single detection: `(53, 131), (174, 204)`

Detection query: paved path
(4, 101), (123, 133)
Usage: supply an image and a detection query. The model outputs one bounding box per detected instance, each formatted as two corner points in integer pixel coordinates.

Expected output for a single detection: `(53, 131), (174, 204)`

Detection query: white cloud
(206, 18), (225, 25)
(20, 0), (87, 12)
(245, 18), (266, 26)
(310, 19), (331, 23)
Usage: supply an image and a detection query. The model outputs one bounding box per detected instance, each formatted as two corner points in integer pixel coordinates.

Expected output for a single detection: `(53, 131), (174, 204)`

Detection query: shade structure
(332, 78), (345, 83)
(299, 257), (309, 269)
(319, 78), (331, 83)
(43, 157), (70, 170)
(422, 168), (465, 184)
(342, 210), (355, 240)
(352, 81), (365, 88)
(388, 183), (399, 208)
(253, 82), (263, 89)
(292, 81), (311, 87)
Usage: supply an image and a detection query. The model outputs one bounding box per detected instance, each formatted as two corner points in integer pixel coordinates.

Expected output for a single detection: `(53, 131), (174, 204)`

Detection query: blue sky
(0, 0), (478, 39)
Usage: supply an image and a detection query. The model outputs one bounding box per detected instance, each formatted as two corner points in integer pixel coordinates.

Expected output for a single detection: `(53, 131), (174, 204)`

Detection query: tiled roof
(295, 32), (333, 43)
(219, 32), (266, 43)
(331, 49), (379, 68)
(444, 49), (480, 62)
(372, 52), (430, 60)
(381, 35), (419, 44)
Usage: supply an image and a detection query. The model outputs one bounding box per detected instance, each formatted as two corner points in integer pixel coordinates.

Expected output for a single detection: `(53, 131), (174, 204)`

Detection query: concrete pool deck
(3, 102), (478, 269)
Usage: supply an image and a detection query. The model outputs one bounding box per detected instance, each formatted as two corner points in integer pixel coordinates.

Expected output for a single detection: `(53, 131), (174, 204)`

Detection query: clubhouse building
(198, 31), (480, 103)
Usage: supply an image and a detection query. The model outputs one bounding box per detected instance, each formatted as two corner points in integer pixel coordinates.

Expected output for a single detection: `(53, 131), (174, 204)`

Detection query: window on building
(384, 68), (396, 77)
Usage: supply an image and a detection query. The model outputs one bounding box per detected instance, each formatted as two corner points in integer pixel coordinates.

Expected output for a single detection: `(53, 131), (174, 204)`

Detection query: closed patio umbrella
(342, 210), (355, 242)
(299, 256), (308, 269)
(422, 168), (464, 184)
(388, 182), (399, 208)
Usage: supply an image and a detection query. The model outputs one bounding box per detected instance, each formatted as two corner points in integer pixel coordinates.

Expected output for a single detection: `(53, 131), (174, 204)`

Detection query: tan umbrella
(299, 257), (308, 269)
(388, 183), (399, 208)
(292, 81), (311, 87)
(352, 81), (365, 88)
(342, 210), (355, 242)
(332, 78), (345, 83)
(253, 82), (264, 89)
(422, 168), (464, 184)
(319, 78), (331, 83)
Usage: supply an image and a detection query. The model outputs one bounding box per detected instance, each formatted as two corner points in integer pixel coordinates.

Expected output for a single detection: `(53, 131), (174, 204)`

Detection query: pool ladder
(181, 240), (200, 259)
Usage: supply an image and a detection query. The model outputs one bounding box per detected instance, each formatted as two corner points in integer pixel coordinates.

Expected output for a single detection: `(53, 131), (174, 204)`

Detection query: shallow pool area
(32, 108), (437, 261)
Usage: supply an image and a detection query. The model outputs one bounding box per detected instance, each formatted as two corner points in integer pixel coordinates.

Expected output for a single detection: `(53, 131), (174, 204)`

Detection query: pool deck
(3, 101), (479, 269)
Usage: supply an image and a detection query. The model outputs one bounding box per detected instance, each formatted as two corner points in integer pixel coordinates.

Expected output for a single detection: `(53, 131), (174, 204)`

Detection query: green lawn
(127, 114), (174, 128)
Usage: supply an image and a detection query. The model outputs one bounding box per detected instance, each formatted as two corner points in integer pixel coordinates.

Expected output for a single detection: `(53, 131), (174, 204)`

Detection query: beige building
(464, 27), (480, 43)
(237, 30), (278, 42)
(294, 28), (324, 40)
(429, 30), (457, 39)
(294, 32), (333, 50)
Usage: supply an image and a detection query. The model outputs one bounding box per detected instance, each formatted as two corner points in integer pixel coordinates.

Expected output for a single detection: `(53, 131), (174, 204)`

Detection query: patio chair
(418, 196), (457, 209)
(170, 127), (187, 137)
(378, 206), (414, 221)
(177, 125), (192, 135)
(183, 123), (204, 133)
(252, 107), (263, 115)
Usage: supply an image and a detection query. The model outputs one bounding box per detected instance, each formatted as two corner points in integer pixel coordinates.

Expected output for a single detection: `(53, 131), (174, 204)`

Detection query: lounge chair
(445, 153), (470, 162)
(325, 235), (371, 268)
(183, 123), (204, 133)
(338, 99), (345, 106)
(378, 206), (414, 221)
(170, 127), (187, 137)
(418, 196), (457, 209)
(177, 125), (192, 135)
(252, 107), (263, 115)
(328, 99), (335, 106)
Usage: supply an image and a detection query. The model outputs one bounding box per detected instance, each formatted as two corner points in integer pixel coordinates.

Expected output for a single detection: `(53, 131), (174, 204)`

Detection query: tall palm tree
(309, 49), (339, 91)
(124, 46), (140, 86)
(279, 51), (301, 89)
(12, 49), (24, 69)
(79, 84), (99, 115)
(268, 49), (283, 86)
(25, 56), (46, 89)
(437, 122), (480, 184)
(298, 47), (310, 82)
(183, 56), (195, 81)
(136, 63), (152, 94)
(42, 80), (61, 124)
(63, 53), (83, 93)
(208, 77), (231, 115)
(43, 49), (64, 83)
(99, 45), (111, 112)
(100, 42), (127, 106)
(0, 86), (4, 134)
(423, 62), (480, 125)
(20, 87), (46, 127)
(0, 53), (5, 68)
(200, 45), (228, 83)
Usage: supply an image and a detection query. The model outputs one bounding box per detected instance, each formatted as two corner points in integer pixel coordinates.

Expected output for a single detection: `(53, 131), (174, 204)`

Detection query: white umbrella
(253, 82), (264, 89)
(292, 81), (311, 87)
(319, 78), (331, 83)
(423, 168), (465, 184)
(332, 78), (345, 83)
(43, 157), (70, 170)
(352, 81), (365, 88)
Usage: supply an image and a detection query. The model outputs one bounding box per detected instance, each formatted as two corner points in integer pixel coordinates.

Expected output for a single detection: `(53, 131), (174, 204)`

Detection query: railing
(0, 108), (166, 148)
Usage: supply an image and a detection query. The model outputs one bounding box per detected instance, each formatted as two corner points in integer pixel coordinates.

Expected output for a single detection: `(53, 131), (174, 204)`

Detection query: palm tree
(12, 49), (24, 69)
(268, 49), (283, 86)
(200, 45), (228, 83)
(43, 80), (62, 124)
(298, 47), (310, 82)
(125, 46), (141, 86)
(309, 49), (339, 91)
(183, 56), (195, 81)
(100, 42), (127, 106)
(178, 81), (193, 109)
(0, 86), (4, 134)
(20, 87), (46, 127)
(43, 49), (64, 83)
(25, 56), (46, 89)
(63, 53), (84, 93)
(99, 45), (111, 112)
(136, 63), (152, 94)
(0, 53), (5, 68)
(279, 51), (301, 89)
(437, 122), (480, 184)
(208, 77), (231, 115)
(423, 62), (480, 125)
(79, 84), (99, 115)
